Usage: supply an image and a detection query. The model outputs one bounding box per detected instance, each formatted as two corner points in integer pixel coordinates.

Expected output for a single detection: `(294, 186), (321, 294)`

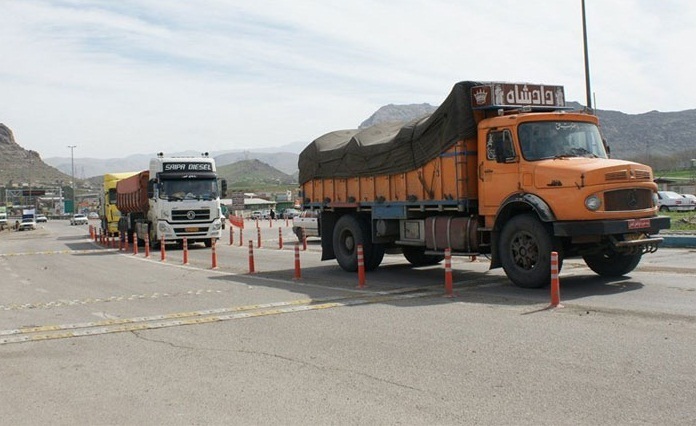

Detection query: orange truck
(298, 81), (670, 288)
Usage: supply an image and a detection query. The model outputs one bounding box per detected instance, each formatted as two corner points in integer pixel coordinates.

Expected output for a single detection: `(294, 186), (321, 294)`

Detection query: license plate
(185, 227), (199, 232)
(627, 218), (650, 230)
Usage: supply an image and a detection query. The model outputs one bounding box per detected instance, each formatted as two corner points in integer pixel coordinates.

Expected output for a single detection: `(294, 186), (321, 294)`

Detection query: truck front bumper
(553, 215), (671, 237)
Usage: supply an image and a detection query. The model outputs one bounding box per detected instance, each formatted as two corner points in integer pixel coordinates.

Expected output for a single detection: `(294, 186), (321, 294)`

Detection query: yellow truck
(99, 172), (137, 236)
(298, 81), (670, 288)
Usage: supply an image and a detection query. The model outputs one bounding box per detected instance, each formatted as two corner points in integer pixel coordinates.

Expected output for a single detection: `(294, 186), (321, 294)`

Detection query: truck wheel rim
(510, 231), (538, 270)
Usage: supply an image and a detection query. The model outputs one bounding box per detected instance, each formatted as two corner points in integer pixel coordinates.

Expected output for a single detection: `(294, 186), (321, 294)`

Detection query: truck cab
(116, 153), (227, 247)
(478, 109), (667, 287)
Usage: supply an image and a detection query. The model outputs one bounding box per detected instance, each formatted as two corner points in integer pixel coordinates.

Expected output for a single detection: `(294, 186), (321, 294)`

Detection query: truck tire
(293, 227), (303, 241)
(333, 214), (383, 272)
(149, 227), (160, 249)
(366, 240), (385, 271)
(499, 213), (553, 288)
(402, 246), (445, 266)
(582, 251), (642, 277)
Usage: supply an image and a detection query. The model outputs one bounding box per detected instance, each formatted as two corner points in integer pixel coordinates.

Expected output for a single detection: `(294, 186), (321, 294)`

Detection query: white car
(292, 210), (320, 240)
(70, 214), (89, 225)
(18, 217), (37, 231)
(657, 191), (691, 212)
(36, 214), (48, 223)
(680, 193), (696, 211)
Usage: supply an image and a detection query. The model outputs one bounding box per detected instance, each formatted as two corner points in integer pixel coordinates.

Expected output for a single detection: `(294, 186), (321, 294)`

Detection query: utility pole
(68, 145), (76, 214)
(582, 0), (592, 110)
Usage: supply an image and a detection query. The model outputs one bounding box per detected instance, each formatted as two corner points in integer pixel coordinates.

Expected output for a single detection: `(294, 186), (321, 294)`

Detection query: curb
(662, 235), (696, 249)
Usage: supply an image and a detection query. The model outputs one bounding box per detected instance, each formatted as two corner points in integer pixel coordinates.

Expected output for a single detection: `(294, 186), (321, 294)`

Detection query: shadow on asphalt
(204, 259), (645, 311)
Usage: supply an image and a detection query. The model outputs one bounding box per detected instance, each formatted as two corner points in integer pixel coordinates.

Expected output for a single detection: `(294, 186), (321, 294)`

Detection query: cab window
(486, 129), (516, 163)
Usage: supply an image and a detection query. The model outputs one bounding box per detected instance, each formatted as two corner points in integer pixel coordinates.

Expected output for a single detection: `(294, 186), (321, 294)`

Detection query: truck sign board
(471, 83), (565, 109)
(163, 162), (213, 172)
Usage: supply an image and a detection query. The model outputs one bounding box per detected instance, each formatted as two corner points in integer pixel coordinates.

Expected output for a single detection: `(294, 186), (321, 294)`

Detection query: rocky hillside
(596, 108), (696, 166)
(0, 123), (72, 187)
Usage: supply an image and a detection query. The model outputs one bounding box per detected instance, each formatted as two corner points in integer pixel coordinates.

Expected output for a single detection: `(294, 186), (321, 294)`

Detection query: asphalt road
(1, 220), (695, 425)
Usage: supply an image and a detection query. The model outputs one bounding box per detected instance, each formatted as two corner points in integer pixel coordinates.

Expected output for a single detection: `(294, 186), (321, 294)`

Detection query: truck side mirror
(147, 180), (155, 198)
(603, 138), (611, 157)
(219, 179), (228, 198)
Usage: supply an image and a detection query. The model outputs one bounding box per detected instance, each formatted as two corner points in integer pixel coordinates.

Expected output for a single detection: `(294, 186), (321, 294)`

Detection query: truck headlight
(212, 219), (222, 230)
(158, 222), (171, 233)
(585, 195), (601, 211)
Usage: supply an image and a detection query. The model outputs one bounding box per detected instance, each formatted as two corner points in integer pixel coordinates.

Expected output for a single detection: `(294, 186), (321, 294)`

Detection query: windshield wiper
(554, 148), (598, 159)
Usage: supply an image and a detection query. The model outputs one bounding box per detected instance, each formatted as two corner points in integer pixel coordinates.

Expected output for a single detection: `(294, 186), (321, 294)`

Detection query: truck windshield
(159, 179), (218, 201)
(518, 121), (608, 161)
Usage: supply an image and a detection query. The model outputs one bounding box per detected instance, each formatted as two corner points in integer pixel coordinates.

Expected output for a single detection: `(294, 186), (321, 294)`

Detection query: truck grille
(605, 169), (652, 181)
(634, 170), (651, 180)
(171, 209), (211, 222)
(604, 189), (653, 211)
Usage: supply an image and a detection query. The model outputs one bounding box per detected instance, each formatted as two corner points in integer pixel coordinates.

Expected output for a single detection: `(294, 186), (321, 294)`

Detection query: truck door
(478, 129), (520, 216)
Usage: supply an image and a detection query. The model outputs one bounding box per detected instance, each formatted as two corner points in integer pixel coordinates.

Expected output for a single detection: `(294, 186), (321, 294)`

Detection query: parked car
(70, 214), (89, 225)
(88, 212), (99, 219)
(250, 210), (262, 220)
(280, 208), (300, 219)
(657, 190), (691, 212)
(292, 210), (321, 240)
(35, 214), (48, 223)
(18, 217), (37, 231)
(680, 193), (696, 211)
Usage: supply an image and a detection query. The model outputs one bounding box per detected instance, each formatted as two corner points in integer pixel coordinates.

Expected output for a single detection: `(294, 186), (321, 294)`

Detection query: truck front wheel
(333, 214), (382, 272)
(583, 251), (642, 277)
(500, 214), (554, 289)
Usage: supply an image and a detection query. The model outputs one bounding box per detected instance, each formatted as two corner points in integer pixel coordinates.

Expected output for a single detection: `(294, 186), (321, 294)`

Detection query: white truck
(116, 153), (227, 247)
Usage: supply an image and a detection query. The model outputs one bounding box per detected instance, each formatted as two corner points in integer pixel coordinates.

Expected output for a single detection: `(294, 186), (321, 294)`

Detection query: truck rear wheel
(333, 214), (382, 272)
(402, 246), (445, 266)
(583, 251), (642, 277)
(500, 214), (553, 289)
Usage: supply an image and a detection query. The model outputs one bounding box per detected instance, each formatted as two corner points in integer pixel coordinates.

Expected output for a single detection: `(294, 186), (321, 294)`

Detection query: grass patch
(661, 211), (696, 232)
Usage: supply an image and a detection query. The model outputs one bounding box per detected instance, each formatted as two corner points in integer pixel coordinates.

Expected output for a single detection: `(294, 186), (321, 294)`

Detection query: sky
(2, 0), (694, 160)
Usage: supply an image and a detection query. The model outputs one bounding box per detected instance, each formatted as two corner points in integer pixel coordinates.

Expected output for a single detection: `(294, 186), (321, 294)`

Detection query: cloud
(1, 0), (694, 159)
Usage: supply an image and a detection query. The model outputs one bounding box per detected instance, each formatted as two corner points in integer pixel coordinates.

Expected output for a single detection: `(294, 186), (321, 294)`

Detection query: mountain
(6, 100), (696, 188)
(0, 123), (72, 187)
(214, 151), (299, 174)
(217, 159), (296, 189)
(45, 148), (303, 180)
(359, 103), (437, 129)
(595, 108), (696, 167)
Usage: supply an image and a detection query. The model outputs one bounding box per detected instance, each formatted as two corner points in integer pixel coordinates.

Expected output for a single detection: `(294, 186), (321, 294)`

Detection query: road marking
(0, 288), (438, 345)
(0, 289), (224, 311)
(0, 248), (117, 257)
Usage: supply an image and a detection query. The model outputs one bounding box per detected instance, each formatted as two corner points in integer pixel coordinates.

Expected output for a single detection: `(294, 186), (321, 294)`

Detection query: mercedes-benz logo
(186, 210), (196, 220)
(627, 190), (638, 208)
